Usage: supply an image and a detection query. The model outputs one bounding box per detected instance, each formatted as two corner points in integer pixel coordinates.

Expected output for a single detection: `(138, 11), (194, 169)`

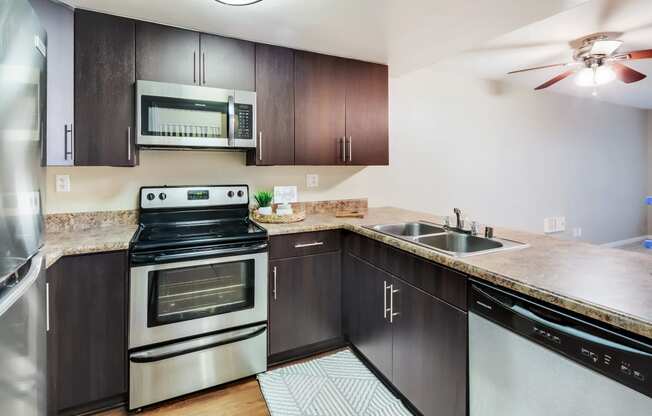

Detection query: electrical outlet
(306, 174), (319, 188)
(543, 216), (566, 233)
(55, 175), (70, 192)
(572, 227), (582, 238)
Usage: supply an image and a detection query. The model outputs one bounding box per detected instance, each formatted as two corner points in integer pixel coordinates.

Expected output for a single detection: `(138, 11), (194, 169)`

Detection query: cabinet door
(342, 252), (360, 344)
(392, 280), (467, 416)
(199, 33), (255, 90)
(268, 252), (341, 355)
(248, 44), (294, 165)
(30, 0), (74, 166)
(353, 255), (393, 381)
(294, 51), (346, 165)
(345, 59), (389, 165)
(49, 252), (128, 413)
(74, 10), (136, 166)
(136, 22), (200, 85)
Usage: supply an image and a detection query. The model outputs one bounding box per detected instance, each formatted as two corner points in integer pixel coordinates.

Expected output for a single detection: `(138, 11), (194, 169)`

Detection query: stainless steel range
(128, 185), (268, 410)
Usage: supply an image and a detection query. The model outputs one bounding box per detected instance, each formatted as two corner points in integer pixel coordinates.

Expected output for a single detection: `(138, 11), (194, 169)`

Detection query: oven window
(147, 260), (254, 327)
(140, 95), (229, 139)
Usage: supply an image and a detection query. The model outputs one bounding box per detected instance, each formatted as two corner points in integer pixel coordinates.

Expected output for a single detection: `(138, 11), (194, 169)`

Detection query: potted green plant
(254, 190), (273, 215)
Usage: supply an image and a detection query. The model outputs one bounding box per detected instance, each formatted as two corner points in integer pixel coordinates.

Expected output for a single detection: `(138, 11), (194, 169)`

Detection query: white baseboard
(601, 235), (651, 248)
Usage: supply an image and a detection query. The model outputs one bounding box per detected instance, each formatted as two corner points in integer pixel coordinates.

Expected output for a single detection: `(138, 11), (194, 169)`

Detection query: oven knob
(146, 193), (156, 201)
(159, 192), (167, 201)
(237, 190), (244, 198)
(227, 191), (235, 198)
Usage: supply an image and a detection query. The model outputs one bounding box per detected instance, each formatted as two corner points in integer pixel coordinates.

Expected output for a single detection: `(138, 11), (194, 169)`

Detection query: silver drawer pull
(294, 241), (324, 248)
(272, 266), (277, 300)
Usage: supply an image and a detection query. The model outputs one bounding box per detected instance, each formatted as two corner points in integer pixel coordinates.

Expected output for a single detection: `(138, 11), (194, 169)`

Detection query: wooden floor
(98, 349), (343, 416)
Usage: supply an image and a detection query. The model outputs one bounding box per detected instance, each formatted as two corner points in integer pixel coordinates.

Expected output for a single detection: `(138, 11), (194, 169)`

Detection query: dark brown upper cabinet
(345, 60), (389, 165)
(294, 51), (347, 165)
(74, 10), (136, 166)
(199, 33), (255, 90)
(135, 23), (255, 90)
(247, 44), (295, 166)
(136, 22), (200, 85)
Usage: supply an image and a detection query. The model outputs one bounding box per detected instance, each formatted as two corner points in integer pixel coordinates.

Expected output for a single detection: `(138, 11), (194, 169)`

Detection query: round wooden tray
(251, 210), (306, 224)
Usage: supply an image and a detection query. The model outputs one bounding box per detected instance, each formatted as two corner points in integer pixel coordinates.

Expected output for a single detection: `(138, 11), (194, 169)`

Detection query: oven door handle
(129, 324), (267, 363)
(151, 242), (268, 263)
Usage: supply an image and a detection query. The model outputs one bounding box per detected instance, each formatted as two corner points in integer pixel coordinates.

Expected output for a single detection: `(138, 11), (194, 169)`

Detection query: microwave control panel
(235, 104), (253, 140)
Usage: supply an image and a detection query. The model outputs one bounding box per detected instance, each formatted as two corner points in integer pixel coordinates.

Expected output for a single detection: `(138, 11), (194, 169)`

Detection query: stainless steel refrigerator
(0, 0), (47, 415)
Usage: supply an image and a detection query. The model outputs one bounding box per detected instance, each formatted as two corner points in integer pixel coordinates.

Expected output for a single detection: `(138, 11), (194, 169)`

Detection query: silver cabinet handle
(193, 51), (197, 84)
(258, 131), (263, 161)
(127, 126), (131, 161)
(383, 280), (390, 319)
(272, 266), (277, 301)
(348, 136), (352, 162)
(390, 285), (399, 323)
(294, 242), (324, 248)
(202, 52), (206, 85)
(64, 124), (73, 160)
(46, 282), (50, 332)
(341, 137), (346, 162)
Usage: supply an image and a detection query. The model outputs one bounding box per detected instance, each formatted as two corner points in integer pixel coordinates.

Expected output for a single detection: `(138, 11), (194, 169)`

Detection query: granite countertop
(40, 206), (652, 340)
(258, 207), (652, 340)
(42, 224), (139, 268)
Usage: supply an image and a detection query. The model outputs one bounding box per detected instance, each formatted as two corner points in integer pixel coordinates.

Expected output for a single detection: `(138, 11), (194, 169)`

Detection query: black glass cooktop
(132, 218), (267, 251)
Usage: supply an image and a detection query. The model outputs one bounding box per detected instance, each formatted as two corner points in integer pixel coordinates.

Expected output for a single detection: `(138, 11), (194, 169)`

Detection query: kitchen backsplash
(44, 198), (368, 233)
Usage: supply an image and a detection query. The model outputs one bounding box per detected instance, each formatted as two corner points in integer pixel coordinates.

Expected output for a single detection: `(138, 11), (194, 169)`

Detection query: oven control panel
(140, 185), (249, 209)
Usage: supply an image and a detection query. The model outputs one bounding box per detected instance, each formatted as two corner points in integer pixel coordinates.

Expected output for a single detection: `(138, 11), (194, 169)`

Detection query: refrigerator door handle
(0, 255), (43, 317)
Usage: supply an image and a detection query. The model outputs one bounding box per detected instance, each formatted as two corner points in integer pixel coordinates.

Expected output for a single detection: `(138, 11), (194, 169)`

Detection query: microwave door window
(147, 260), (255, 327)
(141, 95), (228, 139)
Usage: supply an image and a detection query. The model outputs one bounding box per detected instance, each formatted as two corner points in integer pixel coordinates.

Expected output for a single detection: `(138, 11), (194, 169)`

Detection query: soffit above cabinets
(59, 0), (586, 76)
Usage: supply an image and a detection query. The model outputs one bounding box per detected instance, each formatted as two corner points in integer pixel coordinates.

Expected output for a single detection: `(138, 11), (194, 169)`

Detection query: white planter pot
(258, 207), (273, 215)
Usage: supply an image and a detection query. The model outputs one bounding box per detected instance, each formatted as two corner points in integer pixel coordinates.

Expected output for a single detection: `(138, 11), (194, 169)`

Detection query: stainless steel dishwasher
(469, 280), (651, 416)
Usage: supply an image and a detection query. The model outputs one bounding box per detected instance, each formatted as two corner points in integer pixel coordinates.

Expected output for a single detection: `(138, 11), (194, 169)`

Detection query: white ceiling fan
(507, 34), (652, 90)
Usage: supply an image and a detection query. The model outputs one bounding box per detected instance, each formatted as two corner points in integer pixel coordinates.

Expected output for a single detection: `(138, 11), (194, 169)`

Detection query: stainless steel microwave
(136, 80), (256, 149)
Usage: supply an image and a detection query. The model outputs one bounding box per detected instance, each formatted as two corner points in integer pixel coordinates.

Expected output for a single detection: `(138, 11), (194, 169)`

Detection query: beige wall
(44, 67), (650, 244)
(648, 110), (652, 235)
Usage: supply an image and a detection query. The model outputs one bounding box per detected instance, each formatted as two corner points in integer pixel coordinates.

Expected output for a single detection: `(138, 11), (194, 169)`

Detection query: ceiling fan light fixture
(575, 66), (616, 87)
(215, 0), (262, 5)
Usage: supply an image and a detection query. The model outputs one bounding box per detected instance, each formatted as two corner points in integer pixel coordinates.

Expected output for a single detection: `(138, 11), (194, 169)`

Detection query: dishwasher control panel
(470, 281), (652, 399)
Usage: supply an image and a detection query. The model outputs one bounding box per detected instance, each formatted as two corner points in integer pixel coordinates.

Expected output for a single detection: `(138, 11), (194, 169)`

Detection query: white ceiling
(443, 0), (652, 109)
(60, 0), (587, 76)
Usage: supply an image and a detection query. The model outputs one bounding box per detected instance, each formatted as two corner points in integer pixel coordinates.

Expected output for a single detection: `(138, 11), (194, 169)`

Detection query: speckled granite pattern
(289, 198), (368, 214)
(45, 210), (138, 233)
(42, 224), (138, 269)
(257, 207), (652, 340)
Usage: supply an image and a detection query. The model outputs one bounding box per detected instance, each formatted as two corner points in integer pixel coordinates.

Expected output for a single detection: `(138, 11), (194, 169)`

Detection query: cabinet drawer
(270, 230), (341, 259)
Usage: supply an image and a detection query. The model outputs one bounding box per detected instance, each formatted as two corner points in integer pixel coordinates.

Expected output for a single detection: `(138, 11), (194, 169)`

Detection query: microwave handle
(228, 95), (235, 146)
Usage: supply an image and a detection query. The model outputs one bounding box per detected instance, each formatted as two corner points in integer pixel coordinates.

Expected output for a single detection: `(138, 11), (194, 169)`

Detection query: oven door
(129, 250), (267, 349)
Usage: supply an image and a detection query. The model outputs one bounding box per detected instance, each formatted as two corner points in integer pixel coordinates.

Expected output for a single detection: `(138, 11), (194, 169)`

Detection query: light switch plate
(306, 174), (319, 188)
(55, 175), (70, 192)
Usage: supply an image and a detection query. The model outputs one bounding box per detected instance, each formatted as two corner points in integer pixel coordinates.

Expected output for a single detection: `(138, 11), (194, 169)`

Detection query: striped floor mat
(257, 349), (412, 415)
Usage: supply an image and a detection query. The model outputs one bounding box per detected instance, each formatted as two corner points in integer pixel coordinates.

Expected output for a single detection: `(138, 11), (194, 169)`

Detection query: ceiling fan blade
(590, 39), (622, 56)
(611, 63), (647, 83)
(534, 69), (576, 90)
(627, 49), (652, 60)
(508, 62), (574, 75)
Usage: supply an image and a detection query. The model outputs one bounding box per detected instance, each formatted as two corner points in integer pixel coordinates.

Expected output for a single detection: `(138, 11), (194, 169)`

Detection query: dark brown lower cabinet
(392, 279), (468, 416)
(343, 233), (468, 416)
(47, 251), (128, 415)
(268, 252), (341, 356)
(350, 254), (393, 380)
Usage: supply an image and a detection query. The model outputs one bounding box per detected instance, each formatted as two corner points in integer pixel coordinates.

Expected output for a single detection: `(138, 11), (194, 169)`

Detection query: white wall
(44, 67), (650, 244)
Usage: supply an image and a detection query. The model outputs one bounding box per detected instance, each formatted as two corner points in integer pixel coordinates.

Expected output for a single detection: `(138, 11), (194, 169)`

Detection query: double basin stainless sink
(366, 221), (527, 257)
